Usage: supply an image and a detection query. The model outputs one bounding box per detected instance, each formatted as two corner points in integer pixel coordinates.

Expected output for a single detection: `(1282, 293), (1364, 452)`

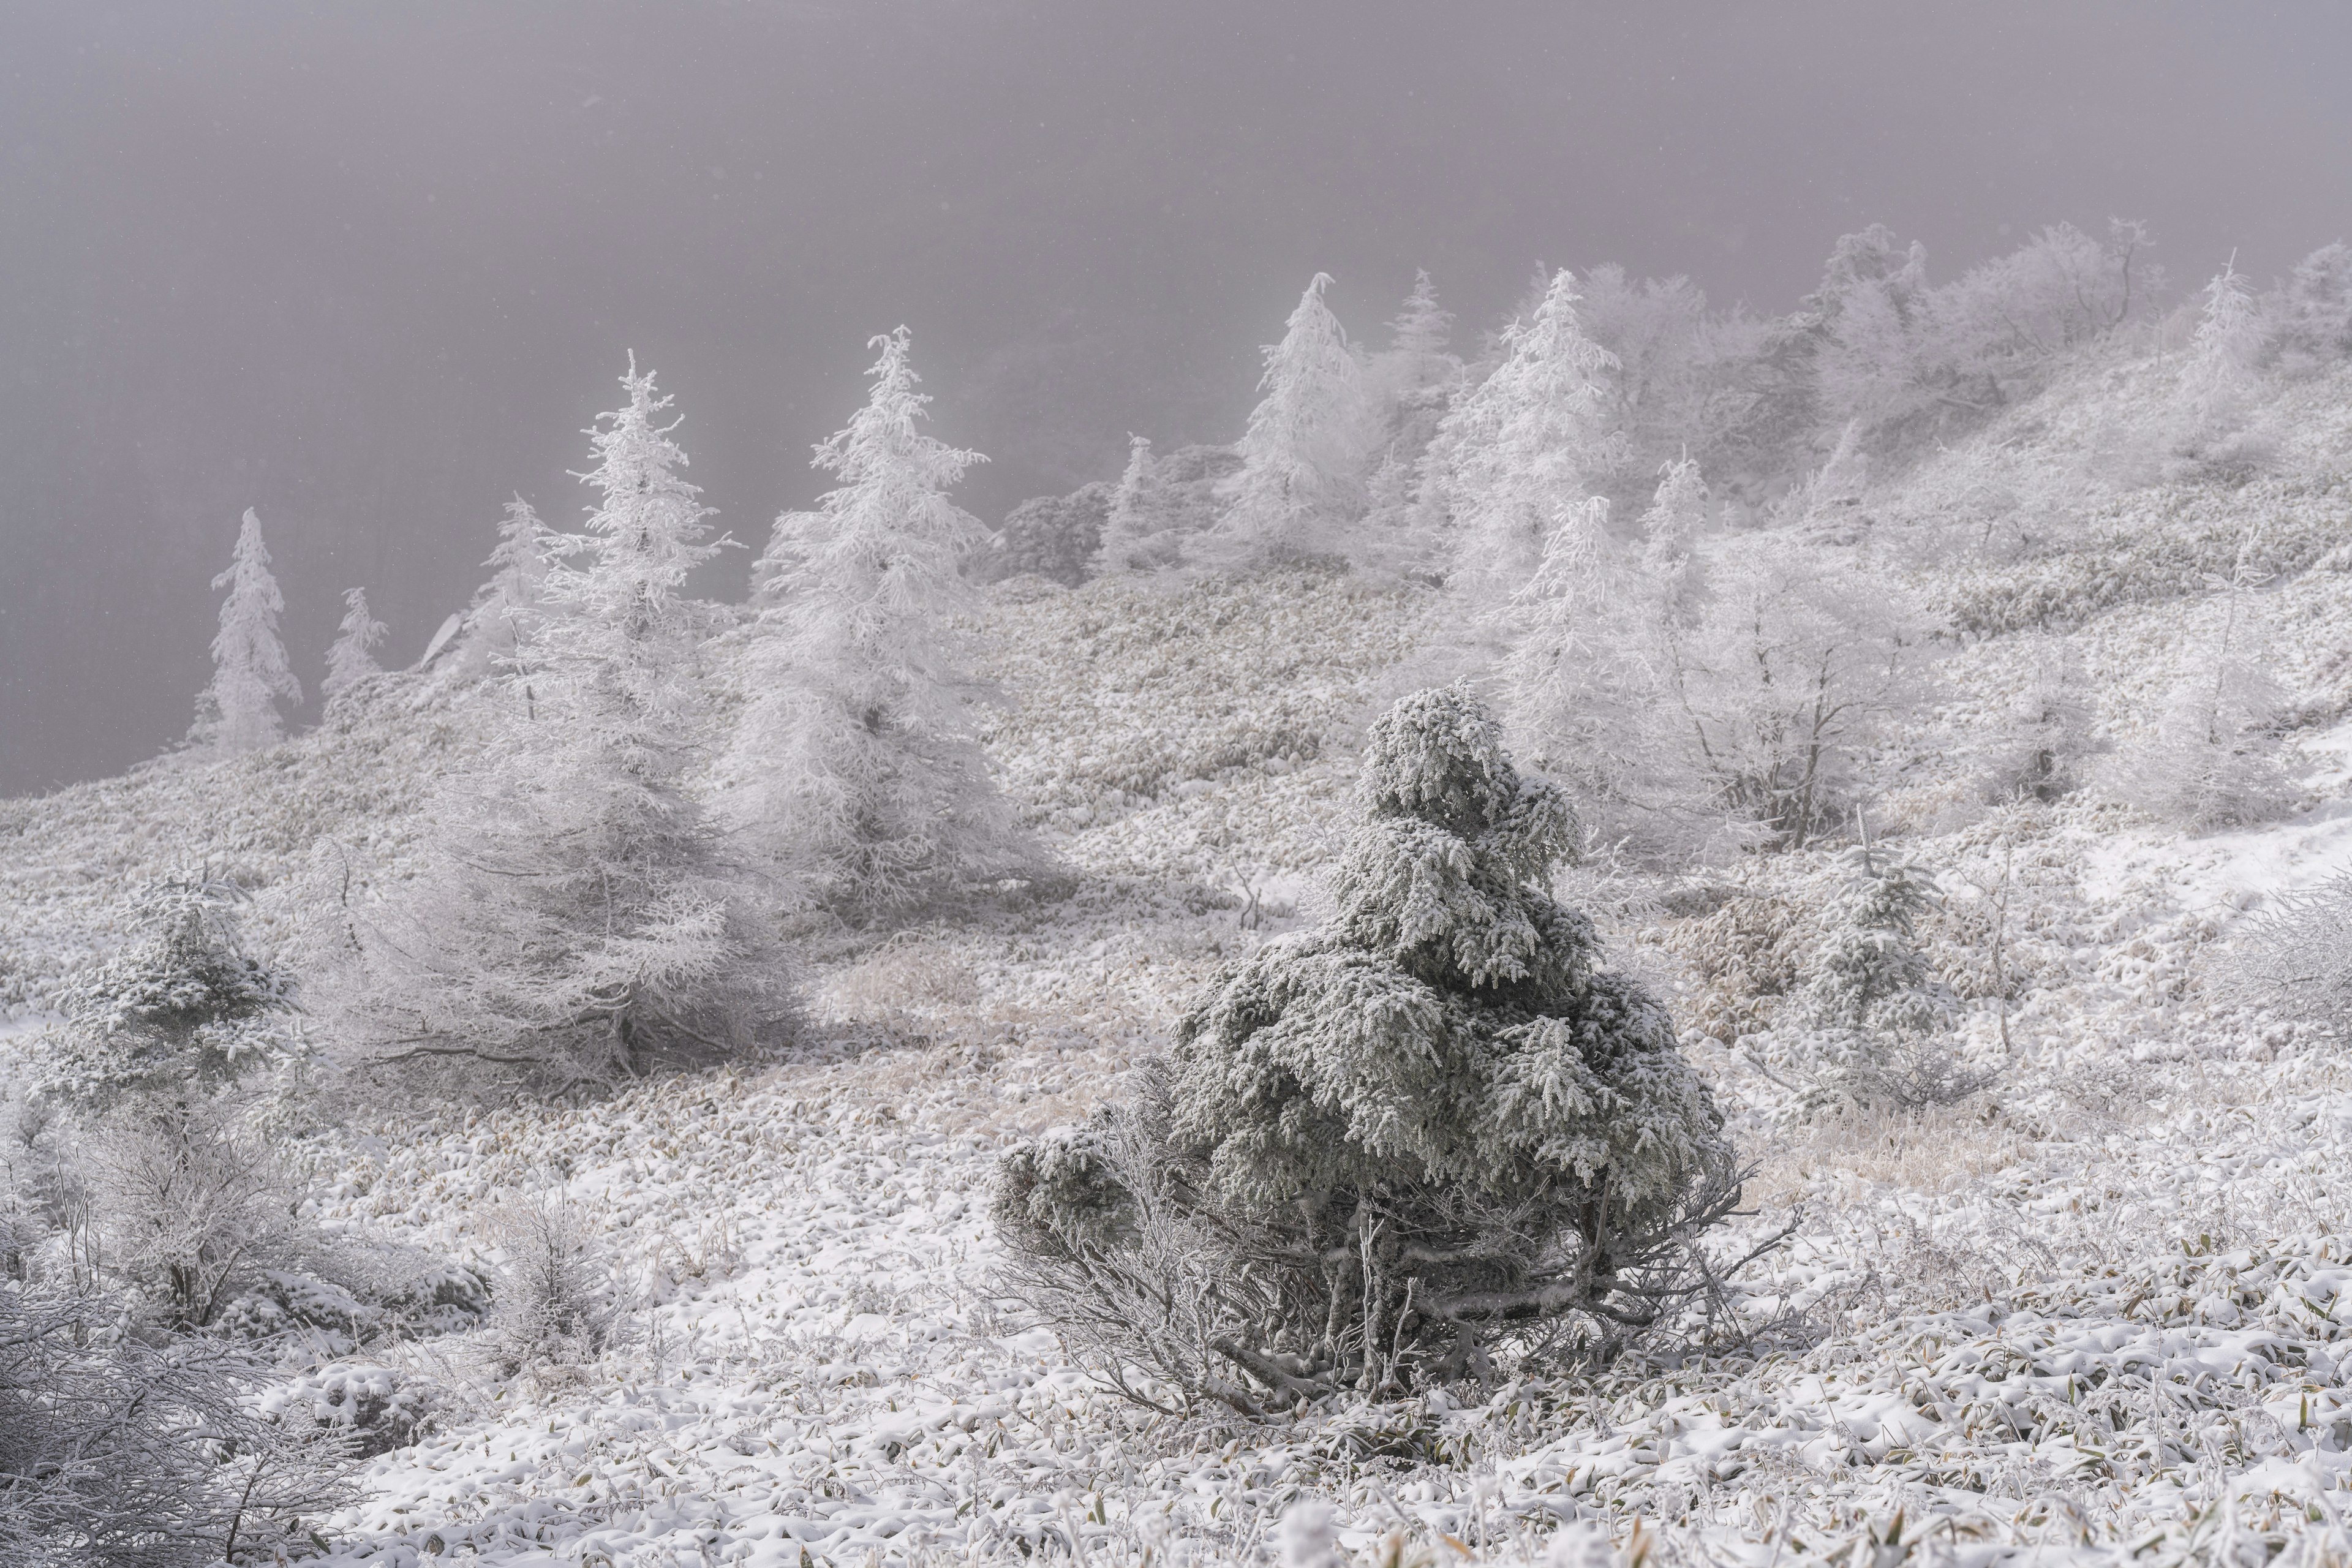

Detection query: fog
(3, 0), (2348, 796)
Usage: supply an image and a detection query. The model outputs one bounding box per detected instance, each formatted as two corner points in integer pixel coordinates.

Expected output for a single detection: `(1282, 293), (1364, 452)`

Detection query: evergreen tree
(187, 508), (301, 756)
(1091, 434), (1169, 575)
(2184, 255), (2262, 434)
(997, 688), (1736, 1409)
(307, 360), (782, 1089)
(1430, 270), (1622, 606)
(1215, 273), (1373, 563)
(728, 327), (1030, 919)
(452, 495), (559, 684)
(1638, 456), (1709, 629)
(320, 586), (386, 704)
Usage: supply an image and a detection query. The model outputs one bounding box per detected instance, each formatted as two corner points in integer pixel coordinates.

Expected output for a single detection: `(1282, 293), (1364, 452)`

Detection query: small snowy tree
(1638, 455), (1709, 628)
(187, 508), (302, 756)
(451, 495), (560, 685)
(319, 586), (386, 705)
(996, 688), (1740, 1411)
(36, 878), (296, 1110)
(1091, 435), (1174, 575)
(1432, 270), (1623, 606)
(307, 360), (783, 1091)
(2185, 257), (2262, 431)
(1213, 274), (1374, 564)
(1779, 839), (1986, 1113)
(728, 327), (1031, 919)
(1979, 635), (2099, 804)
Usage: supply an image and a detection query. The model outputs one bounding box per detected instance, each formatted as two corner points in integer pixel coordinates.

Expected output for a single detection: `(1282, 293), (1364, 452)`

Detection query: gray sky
(5, 1), (2350, 796)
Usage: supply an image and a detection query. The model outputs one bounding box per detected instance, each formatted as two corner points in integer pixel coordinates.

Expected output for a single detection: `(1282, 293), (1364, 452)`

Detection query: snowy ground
(13, 378), (2352, 1563)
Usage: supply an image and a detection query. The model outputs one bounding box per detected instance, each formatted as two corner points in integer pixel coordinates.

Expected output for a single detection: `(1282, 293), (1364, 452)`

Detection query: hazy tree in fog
(1638, 455), (1710, 628)
(185, 508), (303, 757)
(2184, 255), (2263, 433)
(452, 495), (560, 683)
(320, 587), (386, 705)
(729, 326), (1030, 919)
(1215, 273), (1373, 564)
(1428, 270), (1622, 605)
(310, 362), (780, 1088)
(1093, 434), (1170, 575)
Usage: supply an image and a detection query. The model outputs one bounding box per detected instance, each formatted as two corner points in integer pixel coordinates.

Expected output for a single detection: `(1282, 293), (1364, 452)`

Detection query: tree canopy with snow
(186, 508), (302, 756)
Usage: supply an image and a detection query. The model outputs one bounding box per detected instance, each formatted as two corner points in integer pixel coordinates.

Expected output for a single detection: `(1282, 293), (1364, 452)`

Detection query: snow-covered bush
(304, 361), (786, 1092)
(996, 688), (1740, 1411)
(2269, 241), (2352, 376)
(0, 1273), (356, 1566)
(1977, 635), (2101, 804)
(184, 508), (303, 758)
(34, 878), (295, 1109)
(2235, 872), (2352, 1035)
(727, 327), (1036, 920)
(1776, 843), (1991, 1114)
(986, 481), (1110, 586)
(487, 1193), (626, 1379)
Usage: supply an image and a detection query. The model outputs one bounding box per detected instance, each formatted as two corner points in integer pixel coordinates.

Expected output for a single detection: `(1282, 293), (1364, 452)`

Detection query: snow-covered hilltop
(9, 235), (2352, 1567)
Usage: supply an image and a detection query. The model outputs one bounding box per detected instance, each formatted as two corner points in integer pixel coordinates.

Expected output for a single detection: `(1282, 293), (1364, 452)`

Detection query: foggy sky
(5, 1), (2351, 797)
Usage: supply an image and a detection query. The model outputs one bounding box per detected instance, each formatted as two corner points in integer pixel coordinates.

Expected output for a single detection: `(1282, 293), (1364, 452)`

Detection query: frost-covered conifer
(187, 508), (302, 755)
(1980, 635), (2098, 804)
(1214, 273), (1373, 564)
(727, 327), (1031, 919)
(308, 360), (782, 1090)
(320, 586), (386, 704)
(2184, 256), (2261, 431)
(36, 878), (296, 1109)
(1781, 840), (1985, 1112)
(1431, 270), (1623, 606)
(997, 688), (1737, 1409)
(451, 495), (559, 683)
(1638, 456), (1709, 628)
(1093, 434), (1170, 575)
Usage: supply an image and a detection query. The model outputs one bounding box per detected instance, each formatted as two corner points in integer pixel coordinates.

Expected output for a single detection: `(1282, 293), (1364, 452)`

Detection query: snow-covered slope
(10, 352), (2352, 1566)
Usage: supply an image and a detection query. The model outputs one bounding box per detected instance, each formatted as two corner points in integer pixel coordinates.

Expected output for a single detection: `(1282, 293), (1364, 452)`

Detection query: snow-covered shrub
(986, 481), (1111, 586)
(727, 326), (1037, 920)
(2235, 872), (2352, 1034)
(487, 1193), (626, 1379)
(1776, 844), (1991, 1114)
(0, 1275), (356, 1566)
(255, 1362), (440, 1459)
(34, 878), (295, 1109)
(2270, 241), (2352, 376)
(1977, 635), (2101, 804)
(996, 688), (1740, 1411)
(88, 1094), (301, 1331)
(304, 361), (788, 1091)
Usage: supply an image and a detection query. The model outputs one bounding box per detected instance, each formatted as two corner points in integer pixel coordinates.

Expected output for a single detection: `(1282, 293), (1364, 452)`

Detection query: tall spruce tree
(187, 509), (302, 755)
(1215, 273), (1373, 564)
(320, 587), (386, 704)
(726, 327), (1030, 919)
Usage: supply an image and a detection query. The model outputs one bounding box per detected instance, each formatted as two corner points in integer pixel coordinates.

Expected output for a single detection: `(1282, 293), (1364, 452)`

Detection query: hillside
(9, 350), (2352, 1567)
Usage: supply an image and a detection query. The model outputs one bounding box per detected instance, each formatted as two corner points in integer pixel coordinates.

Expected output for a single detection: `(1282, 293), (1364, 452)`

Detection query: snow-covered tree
(451, 495), (560, 684)
(1978, 635), (2099, 804)
(187, 508), (302, 756)
(1213, 274), (1373, 564)
(727, 326), (1031, 919)
(2272, 241), (2352, 375)
(995, 688), (1738, 1409)
(306, 360), (782, 1091)
(1092, 434), (1172, 576)
(1779, 840), (1985, 1113)
(320, 587), (386, 704)
(1429, 269), (1623, 605)
(2182, 255), (2263, 434)
(1638, 454), (1709, 628)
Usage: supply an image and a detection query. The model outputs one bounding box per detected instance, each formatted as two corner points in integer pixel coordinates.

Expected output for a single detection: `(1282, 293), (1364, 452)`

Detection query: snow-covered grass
(15, 349), (2352, 1565)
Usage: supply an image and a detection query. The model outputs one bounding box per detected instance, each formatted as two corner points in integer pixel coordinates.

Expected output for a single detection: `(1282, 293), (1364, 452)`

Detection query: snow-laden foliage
(728, 326), (1034, 919)
(320, 586), (387, 706)
(447, 494), (557, 687)
(1428, 270), (1623, 605)
(1213, 273), (1376, 566)
(997, 688), (1740, 1411)
(186, 508), (303, 758)
(33, 878), (295, 1108)
(485, 1193), (627, 1379)
(304, 360), (783, 1091)
(986, 480), (1110, 587)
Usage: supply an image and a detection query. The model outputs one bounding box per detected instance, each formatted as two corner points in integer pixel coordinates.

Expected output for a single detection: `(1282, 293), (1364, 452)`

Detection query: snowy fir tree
(1638, 454), (1710, 629)
(2178, 255), (2265, 447)
(319, 586), (386, 704)
(1428, 269), (1622, 606)
(1212, 273), (1373, 565)
(996, 688), (1737, 1409)
(1779, 839), (1985, 1113)
(306, 360), (782, 1089)
(1091, 433), (1172, 575)
(451, 494), (559, 683)
(186, 508), (302, 756)
(727, 326), (1031, 919)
